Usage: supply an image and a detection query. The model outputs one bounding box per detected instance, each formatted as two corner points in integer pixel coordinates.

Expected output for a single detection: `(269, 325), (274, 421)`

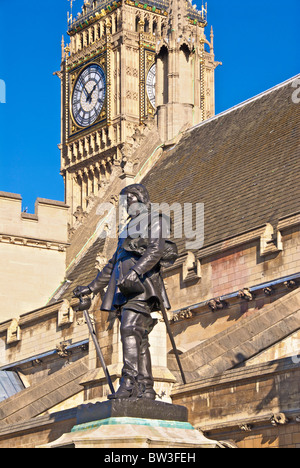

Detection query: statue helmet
(120, 184), (150, 208)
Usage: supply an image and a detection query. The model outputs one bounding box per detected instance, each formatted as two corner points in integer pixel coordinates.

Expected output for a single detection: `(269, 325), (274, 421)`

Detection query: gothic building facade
(0, 0), (299, 449)
(59, 0), (219, 223)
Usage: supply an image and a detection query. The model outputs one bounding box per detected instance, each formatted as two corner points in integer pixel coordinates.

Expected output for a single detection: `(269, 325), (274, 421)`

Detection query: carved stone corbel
(56, 340), (72, 358)
(238, 288), (254, 301)
(173, 307), (193, 322)
(271, 413), (289, 426)
(239, 424), (253, 432)
(260, 223), (283, 256)
(95, 254), (108, 272)
(208, 298), (228, 312)
(7, 318), (21, 345)
(58, 299), (74, 327)
(182, 251), (201, 283)
(263, 286), (275, 296)
(73, 205), (88, 224)
(122, 156), (135, 176)
(284, 280), (298, 290)
(120, 141), (133, 160)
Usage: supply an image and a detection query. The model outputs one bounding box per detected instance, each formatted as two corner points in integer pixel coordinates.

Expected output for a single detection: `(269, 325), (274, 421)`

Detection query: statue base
(76, 398), (188, 425)
(37, 399), (221, 448)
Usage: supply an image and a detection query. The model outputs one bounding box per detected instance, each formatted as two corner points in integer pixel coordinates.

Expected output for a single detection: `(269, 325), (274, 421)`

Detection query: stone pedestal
(38, 399), (221, 449)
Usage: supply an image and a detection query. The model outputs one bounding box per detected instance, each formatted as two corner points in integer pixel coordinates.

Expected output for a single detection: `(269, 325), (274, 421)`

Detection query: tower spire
(210, 25), (214, 53)
(168, 0), (188, 34)
(156, 0), (219, 141)
(61, 35), (65, 61)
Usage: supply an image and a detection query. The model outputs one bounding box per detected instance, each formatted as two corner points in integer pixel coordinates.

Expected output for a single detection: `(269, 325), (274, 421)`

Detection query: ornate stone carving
(284, 280), (298, 289)
(208, 298), (228, 312)
(122, 156), (138, 176)
(271, 413), (289, 426)
(56, 340), (72, 358)
(239, 424), (253, 432)
(264, 286), (274, 296)
(73, 206), (88, 224)
(173, 307), (193, 322)
(238, 288), (254, 301)
(95, 254), (108, 271)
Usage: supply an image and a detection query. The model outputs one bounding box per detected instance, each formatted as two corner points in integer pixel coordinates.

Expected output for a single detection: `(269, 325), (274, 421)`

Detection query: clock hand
(88, 84), (97, 103)
(86, 83), (97, 103)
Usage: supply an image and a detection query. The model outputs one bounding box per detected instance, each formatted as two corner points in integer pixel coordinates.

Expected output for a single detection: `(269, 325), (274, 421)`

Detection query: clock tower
(58, 0), (219, 225)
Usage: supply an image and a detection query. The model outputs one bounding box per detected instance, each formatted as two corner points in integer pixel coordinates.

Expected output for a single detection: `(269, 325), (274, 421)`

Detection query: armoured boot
(116, 307), (157, 401)
(109, 325), (142, 400)
(138, 382), (156, 400)
(108, 376), (140, 400)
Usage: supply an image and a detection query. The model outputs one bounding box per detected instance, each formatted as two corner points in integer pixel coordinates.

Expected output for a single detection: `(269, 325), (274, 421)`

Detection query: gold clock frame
(144, 49), (156, 120)
(145, 57), (156, 113)
(68, 53), (108, 139)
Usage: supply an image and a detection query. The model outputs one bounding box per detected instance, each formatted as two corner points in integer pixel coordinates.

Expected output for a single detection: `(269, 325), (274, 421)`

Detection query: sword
(75, 295), (115, 395)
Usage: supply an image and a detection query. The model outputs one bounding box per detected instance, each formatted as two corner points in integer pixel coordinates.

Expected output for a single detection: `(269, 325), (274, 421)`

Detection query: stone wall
(0, 299), (88, 373)
(171, 358), (300, 448)
(0, 408), (77, 449)
(0, 192), (69, 322)
(164, 221), (300, 312)
(163, 219), (300, 352)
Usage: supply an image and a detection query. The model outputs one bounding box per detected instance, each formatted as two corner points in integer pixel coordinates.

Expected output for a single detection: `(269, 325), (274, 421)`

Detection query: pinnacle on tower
(168, 0), (188, 33)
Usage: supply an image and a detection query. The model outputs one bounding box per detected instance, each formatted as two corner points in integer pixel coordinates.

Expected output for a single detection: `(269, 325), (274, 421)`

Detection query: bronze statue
(73, 184), (178, 400)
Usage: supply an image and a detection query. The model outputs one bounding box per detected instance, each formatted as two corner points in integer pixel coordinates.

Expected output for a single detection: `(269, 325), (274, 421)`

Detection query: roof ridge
(187, 73), (300, 133)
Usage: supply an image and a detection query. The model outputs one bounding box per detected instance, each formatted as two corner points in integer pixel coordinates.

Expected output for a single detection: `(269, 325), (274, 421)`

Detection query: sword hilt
(73, 294), (92, 312)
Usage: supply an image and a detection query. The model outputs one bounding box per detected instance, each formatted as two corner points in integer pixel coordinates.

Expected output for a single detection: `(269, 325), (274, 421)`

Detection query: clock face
(72, 64), (106, 127)
(146, 64), (156, 109)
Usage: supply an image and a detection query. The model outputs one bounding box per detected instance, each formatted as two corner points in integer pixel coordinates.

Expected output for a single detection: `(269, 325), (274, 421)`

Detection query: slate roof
(0, 371), (25, 403)
(56, 76), (300, 301)
(142, 76), (300, 254)
(54, 236), (106, 302)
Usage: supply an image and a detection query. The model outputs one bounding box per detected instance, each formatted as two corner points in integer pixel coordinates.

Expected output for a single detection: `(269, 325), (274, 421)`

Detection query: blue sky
(0, 0), (299, 213)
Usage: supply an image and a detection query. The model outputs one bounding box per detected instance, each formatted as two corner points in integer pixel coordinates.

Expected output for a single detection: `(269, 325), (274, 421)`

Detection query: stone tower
(58, 0), (219, 224)
(156, 0), (218, 140)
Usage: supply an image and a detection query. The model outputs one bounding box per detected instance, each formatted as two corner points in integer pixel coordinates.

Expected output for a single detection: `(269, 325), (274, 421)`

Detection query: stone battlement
(0, 192), (70, 322)
(0, 192), (69, 246)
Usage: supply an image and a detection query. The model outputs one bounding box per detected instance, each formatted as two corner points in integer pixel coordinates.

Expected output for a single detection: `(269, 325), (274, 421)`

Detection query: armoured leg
(108, 307), (157, 400)
(108, 308), (144, 400)
(137, 332), (156, 399)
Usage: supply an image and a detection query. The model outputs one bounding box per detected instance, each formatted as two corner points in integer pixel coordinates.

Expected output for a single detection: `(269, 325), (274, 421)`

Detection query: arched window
(157, 45), (168, 105)
(153, 21), (157, 35)
(135, 16), (140, 32)
(180, 44), (190, 63)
